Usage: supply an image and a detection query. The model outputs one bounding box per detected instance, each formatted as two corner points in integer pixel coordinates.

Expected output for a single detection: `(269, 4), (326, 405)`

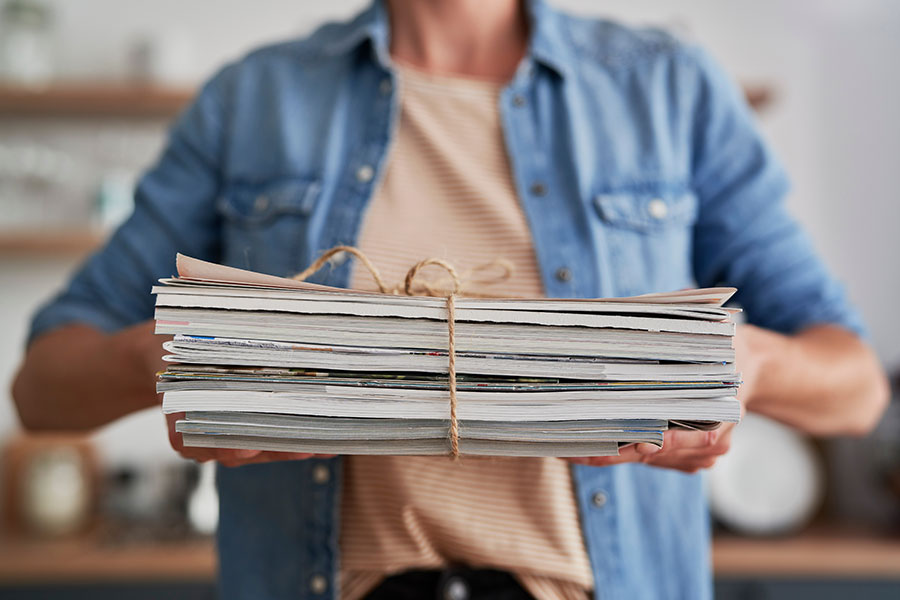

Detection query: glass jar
(0, 0), (55, 87)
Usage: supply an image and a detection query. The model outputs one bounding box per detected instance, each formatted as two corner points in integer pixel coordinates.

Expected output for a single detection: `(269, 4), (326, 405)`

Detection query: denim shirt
(30, 1), (863, 599)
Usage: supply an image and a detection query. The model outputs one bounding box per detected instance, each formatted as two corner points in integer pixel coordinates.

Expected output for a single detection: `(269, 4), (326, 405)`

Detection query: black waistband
(362, 567), (536, 600)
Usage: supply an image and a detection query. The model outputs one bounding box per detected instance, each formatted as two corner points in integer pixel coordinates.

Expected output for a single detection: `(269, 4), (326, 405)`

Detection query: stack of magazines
(154, 255), (741, 457)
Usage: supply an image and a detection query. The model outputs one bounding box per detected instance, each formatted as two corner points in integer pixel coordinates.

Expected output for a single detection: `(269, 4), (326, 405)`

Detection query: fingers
(175, 447), (325, 467)
(566, 443), (646, 466)
(637, 425), (734, 472)
(185, 448), (335, 468)
(663, 428), (722, 450)
(640, 453), (720, 474)
(166, 411), (331, 466)
(566, 423), (736, 472)
(175, 446), (222, 463)
(654, 425), (734, 458)
(569, 451), (720, 473)
(166, 411), (186, 452)
(216, 450), (320, 468)
(634, 442), (662, 456)
(215, 449), (263, 467)
(166, 411), (223, 463)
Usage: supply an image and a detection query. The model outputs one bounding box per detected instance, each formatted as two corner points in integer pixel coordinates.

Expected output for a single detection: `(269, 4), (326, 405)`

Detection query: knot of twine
(293, 246), (514, 459)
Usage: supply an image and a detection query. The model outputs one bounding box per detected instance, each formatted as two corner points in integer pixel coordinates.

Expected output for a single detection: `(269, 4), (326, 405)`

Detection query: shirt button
(512, 94), (526, 107)
(529, 182), (547, 197)
(309, 574), (328, 594)
(648, 198), (668, 220)
(555, 267), (573, 282)
(356, 164), (374, 183)
(329, 250), (349, 267)
(443, 576), (469, 600)
(253, 194), (270, 212)
(379, 78), (392, 95)
(312, 464), (330, 484)
(592, 491), (608, 508)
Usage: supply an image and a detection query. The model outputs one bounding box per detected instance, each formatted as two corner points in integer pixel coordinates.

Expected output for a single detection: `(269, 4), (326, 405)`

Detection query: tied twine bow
(293, 246), (514, 459)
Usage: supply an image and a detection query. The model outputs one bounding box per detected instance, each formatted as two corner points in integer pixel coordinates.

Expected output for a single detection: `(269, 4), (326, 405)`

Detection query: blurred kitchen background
(0, 1), (898, 599)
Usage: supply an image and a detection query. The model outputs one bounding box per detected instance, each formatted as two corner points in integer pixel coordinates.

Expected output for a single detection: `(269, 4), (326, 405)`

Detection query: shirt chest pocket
(592, 189), (699, 296)
(217, 177), (321, 276)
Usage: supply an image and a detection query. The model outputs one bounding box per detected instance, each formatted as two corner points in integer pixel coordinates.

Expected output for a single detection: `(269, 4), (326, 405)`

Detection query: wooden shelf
(713, 528), (900, 578)
(0, 83), (772, 119)
(0, 84), (194, 118)
(0, 538), (215, 584)
(0, 527), (898, 584)
(0, 229), (106, 255)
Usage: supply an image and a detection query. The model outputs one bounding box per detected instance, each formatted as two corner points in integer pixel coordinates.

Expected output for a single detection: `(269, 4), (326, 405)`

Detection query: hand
(568, 324), (761, 472)
(166, 412), (334, 467)
(132, 320), (171, 380)
(567, 424), (735, 473)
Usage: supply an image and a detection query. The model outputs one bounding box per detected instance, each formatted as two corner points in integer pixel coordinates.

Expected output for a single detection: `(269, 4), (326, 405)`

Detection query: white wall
(1, 0), (898, 465)
(44, 0), (368, 82)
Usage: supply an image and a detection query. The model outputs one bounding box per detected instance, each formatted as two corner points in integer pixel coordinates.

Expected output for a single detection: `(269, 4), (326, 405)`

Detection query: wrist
(736, 324), (785, 412)
(111, 321), (165, 408)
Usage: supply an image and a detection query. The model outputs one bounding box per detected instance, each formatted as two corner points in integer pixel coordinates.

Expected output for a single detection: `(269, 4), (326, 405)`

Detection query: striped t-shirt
(340, 64), (593, 600)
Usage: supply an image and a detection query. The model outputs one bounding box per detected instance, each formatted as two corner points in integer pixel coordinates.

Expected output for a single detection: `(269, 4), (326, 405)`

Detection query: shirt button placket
(529, 181), (547, 197)
(555, 266), (573, 283)
(309, 574), (328, 595)
(356, 164), (374, 183)
(312, 463), (331, 484)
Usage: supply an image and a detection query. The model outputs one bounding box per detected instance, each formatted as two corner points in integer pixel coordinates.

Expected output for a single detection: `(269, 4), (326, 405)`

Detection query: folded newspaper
(154, 254), (741, 457)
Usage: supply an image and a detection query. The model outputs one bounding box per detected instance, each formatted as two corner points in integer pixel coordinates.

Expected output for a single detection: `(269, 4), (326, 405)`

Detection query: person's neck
(387, 0), (529, 81)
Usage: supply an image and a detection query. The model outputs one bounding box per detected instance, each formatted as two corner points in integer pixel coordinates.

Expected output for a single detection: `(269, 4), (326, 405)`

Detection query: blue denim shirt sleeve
(687, 47), (866, 337)
(27, 69), (229, 344)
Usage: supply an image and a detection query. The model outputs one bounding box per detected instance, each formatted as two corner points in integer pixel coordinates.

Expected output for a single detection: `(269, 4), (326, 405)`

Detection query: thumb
(635, 443), (661, 455)
(228, 449), (263, 460)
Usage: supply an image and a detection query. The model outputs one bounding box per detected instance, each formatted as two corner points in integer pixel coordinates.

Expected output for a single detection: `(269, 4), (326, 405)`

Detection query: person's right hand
(166, 411), (334, 467)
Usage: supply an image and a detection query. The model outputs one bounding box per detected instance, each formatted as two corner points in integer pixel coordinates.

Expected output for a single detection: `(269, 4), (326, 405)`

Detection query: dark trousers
(362, 568), (537, 600)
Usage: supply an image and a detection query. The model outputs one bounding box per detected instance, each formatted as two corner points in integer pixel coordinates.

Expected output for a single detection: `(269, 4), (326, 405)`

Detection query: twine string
(293, 247), (512, 459)
(403, 258), (461, 459)
(293, 245), (391, 294)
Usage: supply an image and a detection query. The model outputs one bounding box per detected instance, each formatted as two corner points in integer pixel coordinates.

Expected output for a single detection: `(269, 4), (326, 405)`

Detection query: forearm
(12, 321), (164, 431)
(739, 324), (889, 436)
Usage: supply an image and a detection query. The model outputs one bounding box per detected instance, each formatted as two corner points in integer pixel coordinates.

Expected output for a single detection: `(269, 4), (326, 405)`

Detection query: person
(12, 1), (888, 599)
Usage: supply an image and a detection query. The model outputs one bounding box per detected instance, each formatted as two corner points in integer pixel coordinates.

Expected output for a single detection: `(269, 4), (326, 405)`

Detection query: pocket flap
(594, 190), (698, 232)
(219, 178), (321, 225)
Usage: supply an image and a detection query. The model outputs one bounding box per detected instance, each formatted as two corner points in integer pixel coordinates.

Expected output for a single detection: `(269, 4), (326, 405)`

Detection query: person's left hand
(566, 423), (736, 473)
(566, 324), (763, 473)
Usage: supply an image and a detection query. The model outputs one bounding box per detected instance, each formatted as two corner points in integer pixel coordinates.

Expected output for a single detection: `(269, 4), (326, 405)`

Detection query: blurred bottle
(187, 461), (218, 535)
(94, 169), (136, 232)
(2, 435), (98, 539)
(0, 0), (55, 88)
(129, 29), (197, 86)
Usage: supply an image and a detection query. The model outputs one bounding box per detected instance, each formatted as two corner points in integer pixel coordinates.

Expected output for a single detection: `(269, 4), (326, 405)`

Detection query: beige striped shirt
(340, 64), (593, 600)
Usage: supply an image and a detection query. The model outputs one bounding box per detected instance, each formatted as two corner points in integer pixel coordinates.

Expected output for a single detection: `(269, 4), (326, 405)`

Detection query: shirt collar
(525, 0), (572, 78)
(321, 0), (572, 79)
